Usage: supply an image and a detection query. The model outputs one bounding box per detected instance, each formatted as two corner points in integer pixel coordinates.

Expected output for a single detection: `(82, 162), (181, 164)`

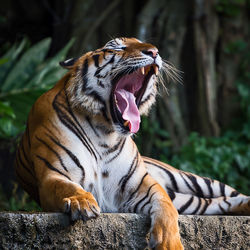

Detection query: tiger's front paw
(63, 191), (101, 221)
(149, 210), (183, 250)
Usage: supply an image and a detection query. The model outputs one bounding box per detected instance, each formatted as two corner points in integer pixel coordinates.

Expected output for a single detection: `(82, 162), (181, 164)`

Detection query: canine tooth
(124, 121), (129, 127)
(141, 67), (145, 75)
(153, 65), (159, 75)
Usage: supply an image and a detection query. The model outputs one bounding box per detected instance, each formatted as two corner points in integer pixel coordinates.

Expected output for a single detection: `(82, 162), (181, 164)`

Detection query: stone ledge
(0, 212), (249, 250)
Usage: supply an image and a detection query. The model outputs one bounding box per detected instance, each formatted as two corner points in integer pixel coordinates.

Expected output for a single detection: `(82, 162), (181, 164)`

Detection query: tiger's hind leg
(143, 156), (250, 215)
(164, 190), (250, 215)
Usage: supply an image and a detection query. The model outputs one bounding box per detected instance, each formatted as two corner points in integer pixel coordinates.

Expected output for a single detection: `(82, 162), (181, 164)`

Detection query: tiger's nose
(142, 48), (158, 59)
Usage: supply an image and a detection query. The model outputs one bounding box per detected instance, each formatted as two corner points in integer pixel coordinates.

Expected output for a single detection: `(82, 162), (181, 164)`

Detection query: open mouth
(110, 64), (159, 133)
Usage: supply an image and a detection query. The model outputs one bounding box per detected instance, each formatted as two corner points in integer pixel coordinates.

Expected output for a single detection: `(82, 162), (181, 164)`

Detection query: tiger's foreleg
(120, 172), (183, 250)
(38, 173), (100, 221)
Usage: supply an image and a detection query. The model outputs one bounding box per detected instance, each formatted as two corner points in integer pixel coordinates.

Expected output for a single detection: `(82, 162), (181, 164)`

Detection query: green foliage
(0, 101), (18, 138)
(0, 183), (41, 212)
(0, 38), (74, 140)
(216, 0), (246, 17)
(224, 39), (247, 55)
(135, 115), (172, 157)
(169, 131), (250, 195)
(168, 39), (250, 194)
(169, 48), (250, 194)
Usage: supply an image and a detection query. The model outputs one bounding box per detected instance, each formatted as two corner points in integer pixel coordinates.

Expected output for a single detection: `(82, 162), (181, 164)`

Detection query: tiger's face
(62, 37), (163, 134)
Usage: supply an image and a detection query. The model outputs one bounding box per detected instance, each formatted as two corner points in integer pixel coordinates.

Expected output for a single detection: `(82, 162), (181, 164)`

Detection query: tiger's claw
(63, 192), (100, 221)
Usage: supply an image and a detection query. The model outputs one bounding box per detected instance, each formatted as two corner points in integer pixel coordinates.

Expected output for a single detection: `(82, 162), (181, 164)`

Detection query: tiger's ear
(59, 57), (78, 69)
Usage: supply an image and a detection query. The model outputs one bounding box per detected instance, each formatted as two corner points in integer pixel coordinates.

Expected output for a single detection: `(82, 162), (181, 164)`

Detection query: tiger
(15, 37), (250, 250)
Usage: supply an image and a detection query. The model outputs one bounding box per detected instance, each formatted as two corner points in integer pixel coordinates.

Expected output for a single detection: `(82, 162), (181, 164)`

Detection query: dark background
(0, 0), (249, 210)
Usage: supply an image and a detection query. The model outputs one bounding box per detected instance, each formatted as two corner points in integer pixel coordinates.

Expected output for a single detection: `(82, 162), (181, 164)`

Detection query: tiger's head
(60, 37), (176, 135)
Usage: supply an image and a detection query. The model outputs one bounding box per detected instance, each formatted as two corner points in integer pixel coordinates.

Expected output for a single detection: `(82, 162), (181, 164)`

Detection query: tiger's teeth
(124, 121), (129, 127)
(140, 67), (145, 75)
(153, 65), (159, 75)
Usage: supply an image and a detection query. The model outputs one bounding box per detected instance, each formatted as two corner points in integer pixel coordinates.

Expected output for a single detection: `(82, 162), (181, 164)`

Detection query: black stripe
(94, 54), (116, 77)
(45, 133), (85, 178)
(223, 197), (231, 207)
(35, 136), (68, 172)
(92, 54), (100, 67)
(120, 152), (139, 192)
(143, 160), (179, 192)
(97, 80), (105, 88)
(140, 191), (157, 212)
(105, 138), (126, 163)
(81, 59), (89, 91)
(85, 90), (105, 106)
(54, 101), (97, 160)
(36, 155), (71, 180)
(219, 204), (226, 213)
(185, 174), (204, 197)
(180, 173), (196, 193)
(96, 125), (114, 135)
(219, 182), (225, 196)
(192, 197), (202, 214)
(15, 164), (33, 188)
(16, 147), (34, 178)
(64, 88), (101, 159)
(133, 184), (157, 213)
(101, 48), (113, 53)
(86, 116), (100, 137)
(200, 198), (212, 215)
(102, 50), (106, 60)
(126, 173), (148, 204)
(148, 206), (153, 215)
(26, 123), (31, 148)
(20, 139), (30, 165)
(105, 138), (123, 155)
(108, 54), (115, 64)
(204, 177), (213, 197)
(42, 124), (59, 140)
(101, 105), (110, 123)
(166, 188), (176, 201)
(52, 90), (99, 161)
(230, 190), (240, 197)
(178, 196), (194, 214)
(48, 119), (61, 134)
(140, 93), (154, 107)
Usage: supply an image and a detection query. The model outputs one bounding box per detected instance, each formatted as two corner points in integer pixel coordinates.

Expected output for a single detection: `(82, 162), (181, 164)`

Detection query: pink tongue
(115, 89), (141, 133)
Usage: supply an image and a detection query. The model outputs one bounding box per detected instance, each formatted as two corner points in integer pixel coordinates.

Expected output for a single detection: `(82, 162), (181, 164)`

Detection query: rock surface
(0, 212), (249, 249)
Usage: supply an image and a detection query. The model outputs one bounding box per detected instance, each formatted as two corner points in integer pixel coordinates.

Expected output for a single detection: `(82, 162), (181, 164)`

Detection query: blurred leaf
(0, 58), (8, 65)
(25, 38), (74, 88)
(0, 37), (74, 140)
(1, 38), (51, 92)
(0, 38), (28, 83)
(0, 183), (41, 211)
(0, 101), (15, 118)
(0, 117), (19, 138)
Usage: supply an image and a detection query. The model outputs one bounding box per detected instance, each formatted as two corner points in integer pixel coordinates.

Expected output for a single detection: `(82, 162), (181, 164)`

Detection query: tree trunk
(193, 0), (220, 136)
